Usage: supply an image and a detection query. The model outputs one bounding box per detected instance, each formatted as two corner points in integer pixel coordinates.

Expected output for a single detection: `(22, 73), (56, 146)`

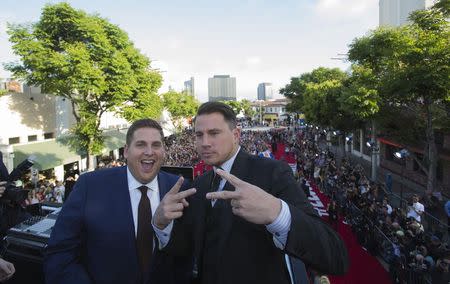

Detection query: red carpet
(310, 185), (392, 284)
(272, 143), (392, 284)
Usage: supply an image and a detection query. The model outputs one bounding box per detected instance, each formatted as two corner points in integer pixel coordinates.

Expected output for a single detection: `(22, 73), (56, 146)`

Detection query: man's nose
(200, 135), (211, 147)
(143, 146), (154, 155)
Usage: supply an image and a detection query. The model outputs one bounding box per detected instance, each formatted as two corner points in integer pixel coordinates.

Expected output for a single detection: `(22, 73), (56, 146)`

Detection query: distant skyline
(0, 0), (379, 102)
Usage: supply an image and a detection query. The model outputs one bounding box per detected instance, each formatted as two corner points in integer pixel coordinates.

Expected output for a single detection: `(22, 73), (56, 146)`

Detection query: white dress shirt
(127, 167), (172, 237)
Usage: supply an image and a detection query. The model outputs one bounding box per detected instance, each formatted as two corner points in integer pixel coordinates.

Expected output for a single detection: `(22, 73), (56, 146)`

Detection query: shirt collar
(127, 166), (159, 192)
(214, 146), (241, 174)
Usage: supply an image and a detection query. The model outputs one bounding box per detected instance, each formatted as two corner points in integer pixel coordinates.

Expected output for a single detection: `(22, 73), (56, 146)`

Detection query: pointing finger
(168, 176), (184, 195)
(206, 190), (239, 200)
(174, 188), (196, 201)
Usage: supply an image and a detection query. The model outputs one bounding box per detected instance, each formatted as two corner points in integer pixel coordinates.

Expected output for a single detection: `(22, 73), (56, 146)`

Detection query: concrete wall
(0, 90), (56, 145)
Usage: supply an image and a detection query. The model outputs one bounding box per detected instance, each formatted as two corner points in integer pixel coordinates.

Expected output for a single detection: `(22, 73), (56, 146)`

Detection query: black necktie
(210, 167), (223, 193)
(136, 185), (153, 280)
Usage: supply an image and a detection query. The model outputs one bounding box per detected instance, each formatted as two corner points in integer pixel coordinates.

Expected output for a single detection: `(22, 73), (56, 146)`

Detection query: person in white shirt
(407, 195), (425, 223)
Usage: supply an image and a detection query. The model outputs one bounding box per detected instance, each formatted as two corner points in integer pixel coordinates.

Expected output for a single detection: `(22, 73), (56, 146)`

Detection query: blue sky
(0, 0), (379, 102)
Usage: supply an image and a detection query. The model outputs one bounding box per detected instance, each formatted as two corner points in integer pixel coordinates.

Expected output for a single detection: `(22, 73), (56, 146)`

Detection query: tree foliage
(347, 6), (450, 191)
(6, 3), (163, 169)
(221, 99), (255, 118)
(162, 90), (199, 130)
(280, 67), (361, 131)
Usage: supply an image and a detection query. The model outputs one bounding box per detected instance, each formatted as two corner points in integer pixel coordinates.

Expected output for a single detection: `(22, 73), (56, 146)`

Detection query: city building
(208, 75), (236, 102)
(183, 77), (195, 98)
(257, 83), (273, 101)
(250, 98), (290, 125)
(379, 0), (435, 27)
(0, 80), (128, 181)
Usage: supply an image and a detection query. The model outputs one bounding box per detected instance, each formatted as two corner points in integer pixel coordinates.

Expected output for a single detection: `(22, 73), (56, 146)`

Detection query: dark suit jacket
(167, 150), (348, 284)
(44, 166), (193, 284)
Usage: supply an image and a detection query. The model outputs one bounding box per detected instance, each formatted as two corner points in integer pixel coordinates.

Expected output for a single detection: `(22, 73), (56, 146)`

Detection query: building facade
(183, 77), (195, 98)
(257, 82), (273, 101)
(379, 0), (435, 26)
(0, 80), (128, 181)
(208, 75), (236, 102)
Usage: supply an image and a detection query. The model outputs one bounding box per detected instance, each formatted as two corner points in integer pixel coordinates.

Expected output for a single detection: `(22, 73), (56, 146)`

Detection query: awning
(13, 139), (81, 171)
(263, 114), (278, 120)
(13, 130), (127, 170)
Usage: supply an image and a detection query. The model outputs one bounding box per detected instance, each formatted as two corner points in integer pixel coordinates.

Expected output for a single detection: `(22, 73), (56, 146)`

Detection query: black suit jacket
(167, 150), (348, 284)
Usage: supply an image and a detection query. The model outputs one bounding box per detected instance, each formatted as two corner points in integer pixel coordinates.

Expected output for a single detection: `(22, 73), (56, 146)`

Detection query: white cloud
(246, 56), (261, 66)
(314, 0), (378, 19)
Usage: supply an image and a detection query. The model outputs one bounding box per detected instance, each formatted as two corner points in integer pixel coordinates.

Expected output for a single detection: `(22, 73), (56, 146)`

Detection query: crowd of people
(293, 127), (450, 284)
(10, 120), (449, 283)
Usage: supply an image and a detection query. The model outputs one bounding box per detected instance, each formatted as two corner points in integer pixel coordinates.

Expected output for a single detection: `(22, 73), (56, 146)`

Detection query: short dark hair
(195, 102), (237, 129)
(126, 118), (164, 145)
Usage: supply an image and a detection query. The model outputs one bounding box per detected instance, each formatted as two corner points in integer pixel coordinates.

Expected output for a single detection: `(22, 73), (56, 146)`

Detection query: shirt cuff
(265, 199), (291, 249)
(152, 221), (173, 249)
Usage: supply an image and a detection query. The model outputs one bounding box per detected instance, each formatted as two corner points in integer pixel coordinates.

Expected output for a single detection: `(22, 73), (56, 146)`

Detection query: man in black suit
(154, 102), (348, 284)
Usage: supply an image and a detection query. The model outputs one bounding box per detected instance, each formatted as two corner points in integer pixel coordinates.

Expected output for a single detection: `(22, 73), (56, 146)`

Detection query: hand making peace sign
(206, 169), (281, 225)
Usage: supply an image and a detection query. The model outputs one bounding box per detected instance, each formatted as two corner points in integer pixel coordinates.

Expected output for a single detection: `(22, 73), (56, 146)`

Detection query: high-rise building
(257, 83), (273, 101)
(183, 77), (195, 98)
(208, 75), (236, 102)
(379, 0), (435, 27)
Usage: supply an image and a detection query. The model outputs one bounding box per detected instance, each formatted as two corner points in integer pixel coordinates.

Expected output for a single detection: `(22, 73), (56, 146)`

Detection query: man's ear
(124, 144), (129, 159)
(233, 127), (241, 144)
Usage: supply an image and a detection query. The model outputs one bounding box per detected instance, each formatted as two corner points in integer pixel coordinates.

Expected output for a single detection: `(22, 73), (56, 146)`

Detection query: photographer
(0, 181), (15, 282)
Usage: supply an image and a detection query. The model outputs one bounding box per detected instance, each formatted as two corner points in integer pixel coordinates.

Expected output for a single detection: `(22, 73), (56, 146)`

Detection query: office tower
(257, 83), (273, 101)
(184, 77), (195, 97)
(208, 75), (236, 102)
(379, 0), (434, 27)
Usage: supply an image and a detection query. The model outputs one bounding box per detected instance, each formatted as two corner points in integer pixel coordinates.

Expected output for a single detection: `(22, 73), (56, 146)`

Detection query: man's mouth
(141, 159), (155, 171)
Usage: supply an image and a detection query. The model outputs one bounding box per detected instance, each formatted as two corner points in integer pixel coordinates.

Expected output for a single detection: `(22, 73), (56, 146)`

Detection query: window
(28, 135), (37, 142)
(9, 137), (20, 144)
(44, 132), (54, 139)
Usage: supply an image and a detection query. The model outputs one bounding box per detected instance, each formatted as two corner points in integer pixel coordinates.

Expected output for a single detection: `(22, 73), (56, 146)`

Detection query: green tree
(6, 3), (163, 170)
(162, 90), (199, 131)
(221, 100), (243, 115)
(281, 67), (359, 129)
(221, 99), (255, 118)
(240, 99), (256, 118)
(348, 7), (450, 192)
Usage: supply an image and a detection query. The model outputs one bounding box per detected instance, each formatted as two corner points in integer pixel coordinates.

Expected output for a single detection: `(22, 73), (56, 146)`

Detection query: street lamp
(258, 100), (263, 126)
(394, 149), (410, 159)
(366, 140), (380, 182)
(394, 148), (410, 208)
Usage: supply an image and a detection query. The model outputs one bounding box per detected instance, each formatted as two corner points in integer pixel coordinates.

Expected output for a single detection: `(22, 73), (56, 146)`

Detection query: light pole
(258, 100), (263, 125)
(394, 149), (410, 208)
(366, 140), (380, 182)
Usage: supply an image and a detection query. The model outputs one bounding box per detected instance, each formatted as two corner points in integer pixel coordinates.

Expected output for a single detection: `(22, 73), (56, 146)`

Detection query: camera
(0, 153), (35, 204)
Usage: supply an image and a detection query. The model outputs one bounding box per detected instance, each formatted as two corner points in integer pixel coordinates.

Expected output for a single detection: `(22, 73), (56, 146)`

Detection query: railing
(346, 202), (433, 284)
(388, 192), (449, 243)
